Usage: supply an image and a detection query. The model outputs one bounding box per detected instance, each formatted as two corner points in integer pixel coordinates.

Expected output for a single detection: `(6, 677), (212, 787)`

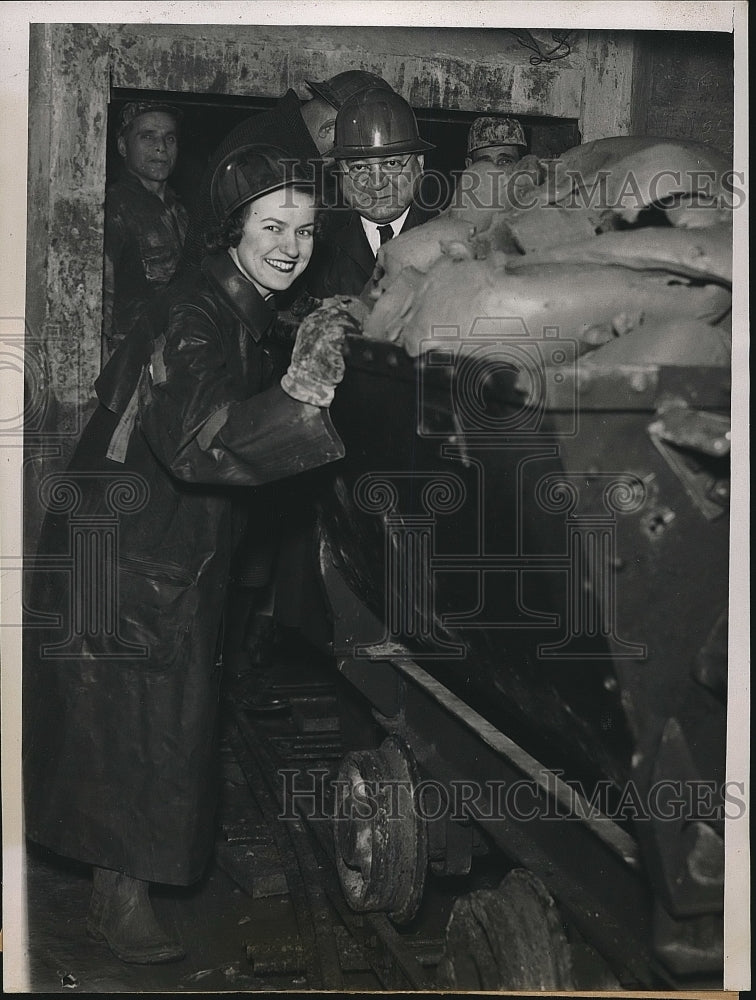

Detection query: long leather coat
(306, 202), (439, 298)
(23, 252), (344, 886)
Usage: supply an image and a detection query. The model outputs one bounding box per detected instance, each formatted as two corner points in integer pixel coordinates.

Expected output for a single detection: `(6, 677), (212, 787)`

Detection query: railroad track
(218, 677), (445, 991)
(213, 656), (671, 993)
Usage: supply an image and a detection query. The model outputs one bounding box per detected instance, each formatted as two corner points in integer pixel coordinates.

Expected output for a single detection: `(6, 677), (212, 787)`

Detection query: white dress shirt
(360, 206), (412, 256)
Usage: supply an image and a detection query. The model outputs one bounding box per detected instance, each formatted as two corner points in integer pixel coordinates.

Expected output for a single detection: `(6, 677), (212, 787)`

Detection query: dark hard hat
(211, 144), (315, 223)
(330, 88), (435, 159)
(306, 70), (393, 110)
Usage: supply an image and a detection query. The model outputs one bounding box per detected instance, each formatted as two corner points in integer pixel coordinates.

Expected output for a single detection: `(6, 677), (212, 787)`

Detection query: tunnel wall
(24, 22), (733, 448)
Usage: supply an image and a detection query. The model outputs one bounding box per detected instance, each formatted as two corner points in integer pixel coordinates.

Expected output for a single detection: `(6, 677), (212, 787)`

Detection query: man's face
(468, 144), (522, 169)
(117, 111), (179, 191)
(339, 153), (424, 223)
(302, 96), (338, 157)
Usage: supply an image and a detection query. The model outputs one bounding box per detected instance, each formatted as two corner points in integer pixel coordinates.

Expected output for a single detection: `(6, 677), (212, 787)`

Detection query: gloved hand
(280, 299), (362, 407)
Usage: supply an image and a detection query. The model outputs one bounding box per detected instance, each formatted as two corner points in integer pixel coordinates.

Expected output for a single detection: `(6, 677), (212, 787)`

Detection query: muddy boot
(86, 867), (186, 964)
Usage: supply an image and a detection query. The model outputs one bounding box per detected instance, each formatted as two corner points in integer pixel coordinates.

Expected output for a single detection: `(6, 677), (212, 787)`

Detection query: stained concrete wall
(107, 24), (586, 119)
(25, 22), (733, 431)
(640, 31), (734, 156)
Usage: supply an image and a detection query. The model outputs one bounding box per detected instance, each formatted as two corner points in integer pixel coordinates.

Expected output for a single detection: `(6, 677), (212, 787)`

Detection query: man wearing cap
(465, 115), (527, 169)
(103, 102), (188, 360)
(306, 87), (439, 299)
(180, 71), (393, 272)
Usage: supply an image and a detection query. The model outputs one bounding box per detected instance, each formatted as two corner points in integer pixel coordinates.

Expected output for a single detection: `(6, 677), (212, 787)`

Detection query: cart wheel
(334, 735), (427, 924)
(437, 868), (574, 990)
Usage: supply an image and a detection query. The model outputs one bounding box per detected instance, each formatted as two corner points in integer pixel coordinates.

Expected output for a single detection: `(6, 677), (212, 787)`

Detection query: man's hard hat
(467, 116), (526, 155)
(330, 88), (434, 159)
(306, 70), (393, 110)
(211, 144), (315, 223)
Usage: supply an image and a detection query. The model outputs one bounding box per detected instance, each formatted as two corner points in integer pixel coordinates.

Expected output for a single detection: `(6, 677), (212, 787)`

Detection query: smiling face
(117, 111), (179, 195)
(229, 186), (316, 297)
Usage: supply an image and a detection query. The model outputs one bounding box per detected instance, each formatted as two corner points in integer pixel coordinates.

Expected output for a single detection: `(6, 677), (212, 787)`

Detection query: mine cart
(313, 333), (730, 990)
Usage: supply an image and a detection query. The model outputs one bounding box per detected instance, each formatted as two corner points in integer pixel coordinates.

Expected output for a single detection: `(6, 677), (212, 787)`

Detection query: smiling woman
(229, 191), (315, 296)
(22, 142), (360, 967)
(208, 144), (319, 294)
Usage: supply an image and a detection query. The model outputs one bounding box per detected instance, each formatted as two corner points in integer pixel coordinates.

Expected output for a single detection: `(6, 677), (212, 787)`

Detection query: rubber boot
(86, 867), (186, 964)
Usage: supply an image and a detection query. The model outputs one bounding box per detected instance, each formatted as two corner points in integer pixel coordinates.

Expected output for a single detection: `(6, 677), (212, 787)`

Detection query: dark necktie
(378, 224), (394, 246)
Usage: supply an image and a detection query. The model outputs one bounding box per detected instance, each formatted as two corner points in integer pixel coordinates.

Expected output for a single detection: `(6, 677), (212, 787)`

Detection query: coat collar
(332, 211), (376, 278)
(201, 252), (275, 342)
(112, 168), (181, 209)
(331, 202), (436, 277)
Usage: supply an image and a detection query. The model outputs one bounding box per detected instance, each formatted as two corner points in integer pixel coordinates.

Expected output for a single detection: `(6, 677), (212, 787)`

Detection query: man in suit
(307, 87), (438, 298)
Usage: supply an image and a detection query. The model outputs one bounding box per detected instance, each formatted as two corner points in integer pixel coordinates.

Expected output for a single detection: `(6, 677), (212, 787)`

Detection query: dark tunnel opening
(108, 86), (581, 214)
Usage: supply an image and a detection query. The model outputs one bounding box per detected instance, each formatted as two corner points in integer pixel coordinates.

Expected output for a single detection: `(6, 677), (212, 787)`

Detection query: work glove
(273, 291), (324, 344)
(280, 299), (362, 407)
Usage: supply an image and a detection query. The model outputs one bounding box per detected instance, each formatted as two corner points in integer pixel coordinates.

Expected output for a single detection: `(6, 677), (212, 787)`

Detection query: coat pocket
(102, 556), (199, 670)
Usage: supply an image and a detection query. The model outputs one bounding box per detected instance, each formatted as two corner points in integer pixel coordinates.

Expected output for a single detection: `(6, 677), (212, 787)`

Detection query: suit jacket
(307, 201), (439, 299)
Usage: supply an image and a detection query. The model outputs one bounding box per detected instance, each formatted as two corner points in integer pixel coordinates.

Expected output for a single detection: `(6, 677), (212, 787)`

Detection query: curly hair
(203, 184), (326, 256)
